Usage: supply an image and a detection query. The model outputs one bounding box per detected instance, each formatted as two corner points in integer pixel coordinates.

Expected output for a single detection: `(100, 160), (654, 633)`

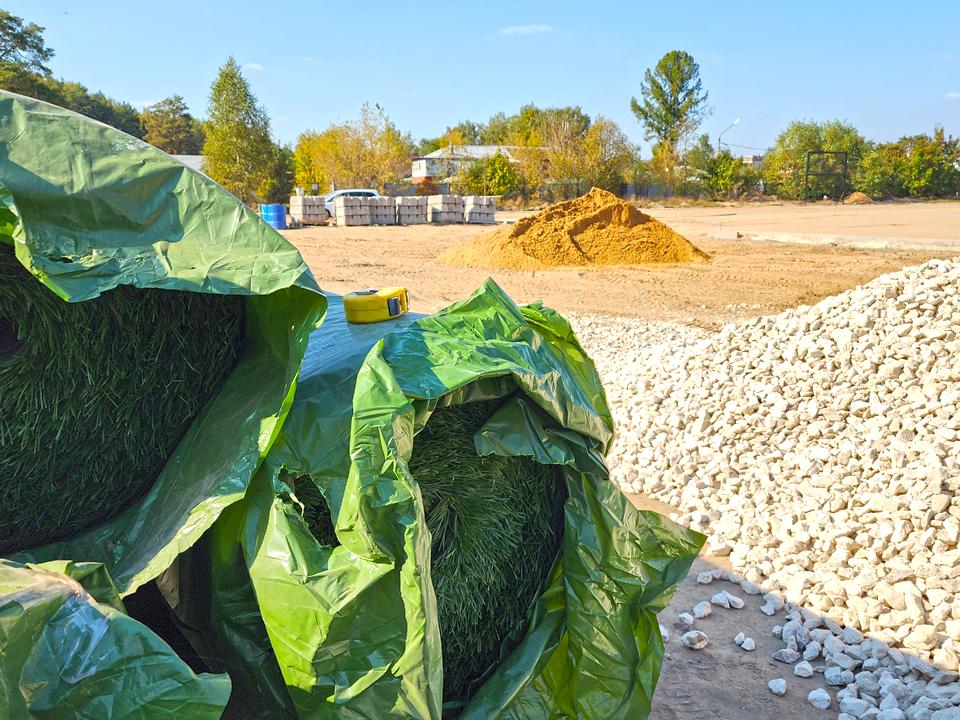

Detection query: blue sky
(13, 0), (960, 155)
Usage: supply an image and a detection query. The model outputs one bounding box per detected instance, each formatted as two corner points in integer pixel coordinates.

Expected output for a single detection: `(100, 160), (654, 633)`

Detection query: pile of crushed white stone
(571, 257), (960, 720)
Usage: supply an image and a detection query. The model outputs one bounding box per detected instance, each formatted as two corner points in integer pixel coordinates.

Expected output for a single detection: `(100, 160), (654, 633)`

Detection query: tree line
(0, 11), (205, 153)
(2, 9), (957, 206)
(294, 103), (636, 201)
(0, 11), (292, 204)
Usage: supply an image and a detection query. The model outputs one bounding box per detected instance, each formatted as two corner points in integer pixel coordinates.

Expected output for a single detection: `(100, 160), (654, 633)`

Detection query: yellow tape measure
(343, 287), (409, 324)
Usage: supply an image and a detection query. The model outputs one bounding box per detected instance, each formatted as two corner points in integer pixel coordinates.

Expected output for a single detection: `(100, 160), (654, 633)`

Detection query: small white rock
(723, 590), (745, 609)
(734, 632), (745, 646)
(681, 630), (709, 650)
(808, 687), (832, 710)
(876, 709), (905, 720)
(795, 660), (814, 678)
(769, 678), (786, 696)
(711, 592), (731, 609)
(678, 612), (695, 627)
(761, 593), (784, 616)
(742, 637), (756, 651)
(693, 601), (712, 619)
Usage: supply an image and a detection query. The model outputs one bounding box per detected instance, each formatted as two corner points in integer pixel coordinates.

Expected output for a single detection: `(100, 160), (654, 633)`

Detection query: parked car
(323, 189), (381, 220)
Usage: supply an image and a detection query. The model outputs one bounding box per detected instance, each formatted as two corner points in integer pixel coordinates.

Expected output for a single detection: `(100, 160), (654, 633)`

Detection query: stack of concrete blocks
(395, 196), (427, 225)
(335, 196), (370, 226)
(289, 195), (327, 224)
(463, 196), (497, 224)
(427, 195), (464, 223)
(367, 197), (396, 225)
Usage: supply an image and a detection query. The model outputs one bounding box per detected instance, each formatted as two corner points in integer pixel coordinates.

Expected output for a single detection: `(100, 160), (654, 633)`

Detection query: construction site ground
(283, 202), (958, 332)
(281, 201), (960, 720)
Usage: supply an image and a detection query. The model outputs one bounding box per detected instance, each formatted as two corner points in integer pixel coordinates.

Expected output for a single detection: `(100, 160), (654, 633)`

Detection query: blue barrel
(260, 204), (287, 230)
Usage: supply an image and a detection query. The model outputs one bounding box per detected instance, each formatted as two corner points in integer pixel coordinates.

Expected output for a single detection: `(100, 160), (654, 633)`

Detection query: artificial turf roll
(0, 243), (246, 555)
(295, 396), (567, 706)
(220, 287), (703, 720)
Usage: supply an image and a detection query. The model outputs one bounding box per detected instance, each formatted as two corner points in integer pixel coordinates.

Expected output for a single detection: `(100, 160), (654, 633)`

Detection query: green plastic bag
(0, 89), (325, 592)
(208, 287), (704, 719)
(0, 559), (230, 720)
(0, 91), (326, 718)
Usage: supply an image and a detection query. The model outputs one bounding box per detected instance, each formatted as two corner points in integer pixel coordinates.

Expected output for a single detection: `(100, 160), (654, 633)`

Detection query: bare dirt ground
(646, 201), (960, 243)
(632, 495), (836, 720)
(281, 203), (960, 719)
(283, 207), (952, 332)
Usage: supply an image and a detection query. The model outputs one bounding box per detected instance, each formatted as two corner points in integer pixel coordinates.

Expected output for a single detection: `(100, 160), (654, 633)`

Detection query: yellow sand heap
(438, 188), (709, 270)
(844, 191), (874, 205)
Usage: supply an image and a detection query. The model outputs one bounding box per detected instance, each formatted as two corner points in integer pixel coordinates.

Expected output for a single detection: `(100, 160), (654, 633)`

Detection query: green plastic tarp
(0, 91), (326, 718)
(0, 559), (230, 720)
(0, 89), (703, 719)
(199, 285), (704, 719)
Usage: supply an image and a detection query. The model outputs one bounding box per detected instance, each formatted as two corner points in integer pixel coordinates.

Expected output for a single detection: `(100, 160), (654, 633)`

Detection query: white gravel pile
(570, 257), (960, 718)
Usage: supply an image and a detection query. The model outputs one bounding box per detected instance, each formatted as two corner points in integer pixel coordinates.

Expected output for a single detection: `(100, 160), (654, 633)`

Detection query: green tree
(578, 116), (636, 195)
(418, 119), (486, 155)
(857, 127), (960, 198)
(258, 144), (296, 204)
(482, 112), (512, 145)
(631, 51), (711, 156)
(856, 144), (906, 198)
(142, 95), (205, 154)
(704, 150), (743, 199)
(202, 57), (274, 203)
(460, 151), (518, 196)
(0, 10), (55, 100)
(763, 119), (868, 200)
(294, 103), (413, 191)
(896, 128), (960, 197)
(0, 10), (148, 138)
(684, 133), (714, 174)
(52, 81), (144, 138)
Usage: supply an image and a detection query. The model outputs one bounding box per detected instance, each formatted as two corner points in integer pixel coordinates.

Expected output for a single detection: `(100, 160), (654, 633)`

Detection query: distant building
(411, 145), (518, 185)
(170, 154), (210, 178)
(741, 154), (764, 170)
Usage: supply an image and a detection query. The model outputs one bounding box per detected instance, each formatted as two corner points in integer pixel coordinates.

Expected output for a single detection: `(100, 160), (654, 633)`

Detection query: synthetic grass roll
(0, 244), (245, 555)
(293, 396), (566, 707)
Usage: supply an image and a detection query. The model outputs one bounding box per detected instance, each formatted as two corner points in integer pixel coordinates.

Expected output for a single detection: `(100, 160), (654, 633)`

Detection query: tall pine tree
(202, 57), (273, 203)
(142, 95), (204, 155)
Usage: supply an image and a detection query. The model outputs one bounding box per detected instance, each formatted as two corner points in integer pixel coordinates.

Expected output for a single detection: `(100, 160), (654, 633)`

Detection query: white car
(323, 189), (381, 220)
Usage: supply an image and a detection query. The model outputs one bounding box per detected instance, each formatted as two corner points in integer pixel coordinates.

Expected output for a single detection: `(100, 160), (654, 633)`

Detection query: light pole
(718, 118), (740, 153)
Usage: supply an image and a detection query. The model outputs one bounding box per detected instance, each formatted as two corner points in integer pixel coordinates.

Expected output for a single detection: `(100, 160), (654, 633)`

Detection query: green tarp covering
(0, 559), (230, 720)
(198, 288), (704, 719)
(0, 91), (326, 719)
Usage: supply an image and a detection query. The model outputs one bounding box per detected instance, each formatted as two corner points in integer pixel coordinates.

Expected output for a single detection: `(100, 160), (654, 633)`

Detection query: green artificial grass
(0, 245), (245, 555)
(297, 397), (567, 710)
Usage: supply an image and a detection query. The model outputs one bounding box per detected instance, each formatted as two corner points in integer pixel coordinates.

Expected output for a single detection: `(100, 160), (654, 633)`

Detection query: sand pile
(438, 188), (709, 270)
(845, 191), (874, 204)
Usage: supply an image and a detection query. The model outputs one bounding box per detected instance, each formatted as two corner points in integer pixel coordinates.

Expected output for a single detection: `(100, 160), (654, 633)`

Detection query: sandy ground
(283, 210), (952, 332)
(632, 495), (836, 720)
(646, 201), (960, 243)
(280, 203), (960, 719)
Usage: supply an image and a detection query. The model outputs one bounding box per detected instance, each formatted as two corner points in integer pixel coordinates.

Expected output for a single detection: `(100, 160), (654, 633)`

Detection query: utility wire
(721, 142), (770, 152)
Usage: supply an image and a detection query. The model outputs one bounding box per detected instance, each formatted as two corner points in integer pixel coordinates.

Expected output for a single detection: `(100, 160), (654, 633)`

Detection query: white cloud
(499, 24), (552, 36)
(946, 92), (960, 101)
(303, 57), (314, 62)
(243, 62), (263, 70)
